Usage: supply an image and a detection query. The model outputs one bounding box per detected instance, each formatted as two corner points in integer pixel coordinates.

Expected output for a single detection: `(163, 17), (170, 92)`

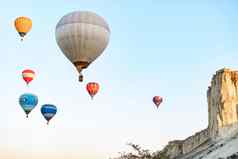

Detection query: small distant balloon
(86, 82), (99, 99)
(41, 104), (57, 125)
(14, 16), (32, 41)
(153, 96), (163, 108)
(22, 69), (35, 85)
(19, 93), (38, 118)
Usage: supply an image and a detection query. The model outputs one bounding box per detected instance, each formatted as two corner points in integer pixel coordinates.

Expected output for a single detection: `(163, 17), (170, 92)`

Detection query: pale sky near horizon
(1, 0), (238, 158)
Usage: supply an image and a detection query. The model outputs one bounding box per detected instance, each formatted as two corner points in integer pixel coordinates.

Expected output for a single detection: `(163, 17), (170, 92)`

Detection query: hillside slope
(182, 133), (238, 159)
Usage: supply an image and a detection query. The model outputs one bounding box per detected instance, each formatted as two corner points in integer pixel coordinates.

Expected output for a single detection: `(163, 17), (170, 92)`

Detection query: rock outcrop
(208, 68), (238, 139)
(160, 68), (238, 159)
(158, 140), (183, 159)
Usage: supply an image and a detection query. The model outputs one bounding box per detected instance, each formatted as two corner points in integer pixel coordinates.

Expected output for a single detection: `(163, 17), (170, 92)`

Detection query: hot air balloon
(153, 96), (163, 108)
(19, 93), (38, 118)
(55, 11), (110, 82)
(86, 82), (99, 99)
(14, 16), (32, 41)
(41, 104), (57, 125)
(22, 69), (35, 85)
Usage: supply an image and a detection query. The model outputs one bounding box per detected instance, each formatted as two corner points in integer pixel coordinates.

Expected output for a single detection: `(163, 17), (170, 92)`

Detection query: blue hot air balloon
(41, 104), (57, 125)
(19, 93), (38, 118)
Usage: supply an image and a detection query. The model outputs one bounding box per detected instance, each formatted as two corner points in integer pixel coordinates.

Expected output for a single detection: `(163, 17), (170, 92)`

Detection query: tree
(110, 143), (169, 159)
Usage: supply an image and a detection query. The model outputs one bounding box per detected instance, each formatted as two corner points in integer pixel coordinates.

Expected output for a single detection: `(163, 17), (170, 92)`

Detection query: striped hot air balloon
(86, 82), (100, 99)
(41, 104), (57, 125)
(22, 69), (35, 85)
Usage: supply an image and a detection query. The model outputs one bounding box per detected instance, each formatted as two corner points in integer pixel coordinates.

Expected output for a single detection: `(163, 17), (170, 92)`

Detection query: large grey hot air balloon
(55, 11), (110, 82)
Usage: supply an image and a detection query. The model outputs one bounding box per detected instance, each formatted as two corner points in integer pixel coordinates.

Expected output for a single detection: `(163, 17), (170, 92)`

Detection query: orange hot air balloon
(153, 96), (163, 108)
(14, 16), (32, 41)
(22, 69), (35, 85)
(86, 82), (99, 99)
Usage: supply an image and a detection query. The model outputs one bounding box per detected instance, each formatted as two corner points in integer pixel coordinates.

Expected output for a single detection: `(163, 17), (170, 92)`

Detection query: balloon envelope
(153, 96), (163, 108)
(86, 82), (99, 99)
(22, 69), (35, 85)
(14, 16), (32, 40)
(19, 93), (38, 117)
(55, 11), (110, 82)
(41, 104), (57, 125)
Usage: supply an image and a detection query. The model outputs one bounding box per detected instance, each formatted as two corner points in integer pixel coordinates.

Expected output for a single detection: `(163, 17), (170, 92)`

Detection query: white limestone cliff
(159, 68), (238, 159)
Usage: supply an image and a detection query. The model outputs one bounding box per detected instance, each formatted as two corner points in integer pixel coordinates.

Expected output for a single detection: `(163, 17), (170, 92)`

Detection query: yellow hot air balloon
(55, 11), (110, 82)
(14, 16), (32, 41)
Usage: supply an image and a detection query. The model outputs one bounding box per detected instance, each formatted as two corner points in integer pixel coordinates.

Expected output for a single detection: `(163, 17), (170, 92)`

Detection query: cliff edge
(158, 68), (238, 159)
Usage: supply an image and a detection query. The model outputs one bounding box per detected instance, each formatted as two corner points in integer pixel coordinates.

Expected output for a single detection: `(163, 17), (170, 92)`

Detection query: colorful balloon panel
(41, 104), (57, 124)
(19, 93), (38, 117)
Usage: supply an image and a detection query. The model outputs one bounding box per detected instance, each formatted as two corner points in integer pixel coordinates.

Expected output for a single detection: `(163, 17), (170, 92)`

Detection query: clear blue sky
(0, 0), (238, 158)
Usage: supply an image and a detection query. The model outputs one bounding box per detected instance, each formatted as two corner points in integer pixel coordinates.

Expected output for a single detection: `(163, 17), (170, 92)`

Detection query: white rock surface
(159, 68), (238, 159)
(193, 133), (238, 159)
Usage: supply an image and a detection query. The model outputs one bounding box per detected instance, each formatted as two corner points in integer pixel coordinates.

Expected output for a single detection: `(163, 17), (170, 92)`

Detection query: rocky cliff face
(158, 140), (183, 159)
(182, 129), (209, 154)
(159, 129), (210, 159)
(208, 68), (238, 139)
(160, 68), (238, 159)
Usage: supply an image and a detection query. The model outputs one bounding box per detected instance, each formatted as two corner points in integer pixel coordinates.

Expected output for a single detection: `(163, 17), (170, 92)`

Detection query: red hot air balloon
(22, 69), (35, 85)
(86, 82), (99, 99)
(153, 96), (163, 108)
